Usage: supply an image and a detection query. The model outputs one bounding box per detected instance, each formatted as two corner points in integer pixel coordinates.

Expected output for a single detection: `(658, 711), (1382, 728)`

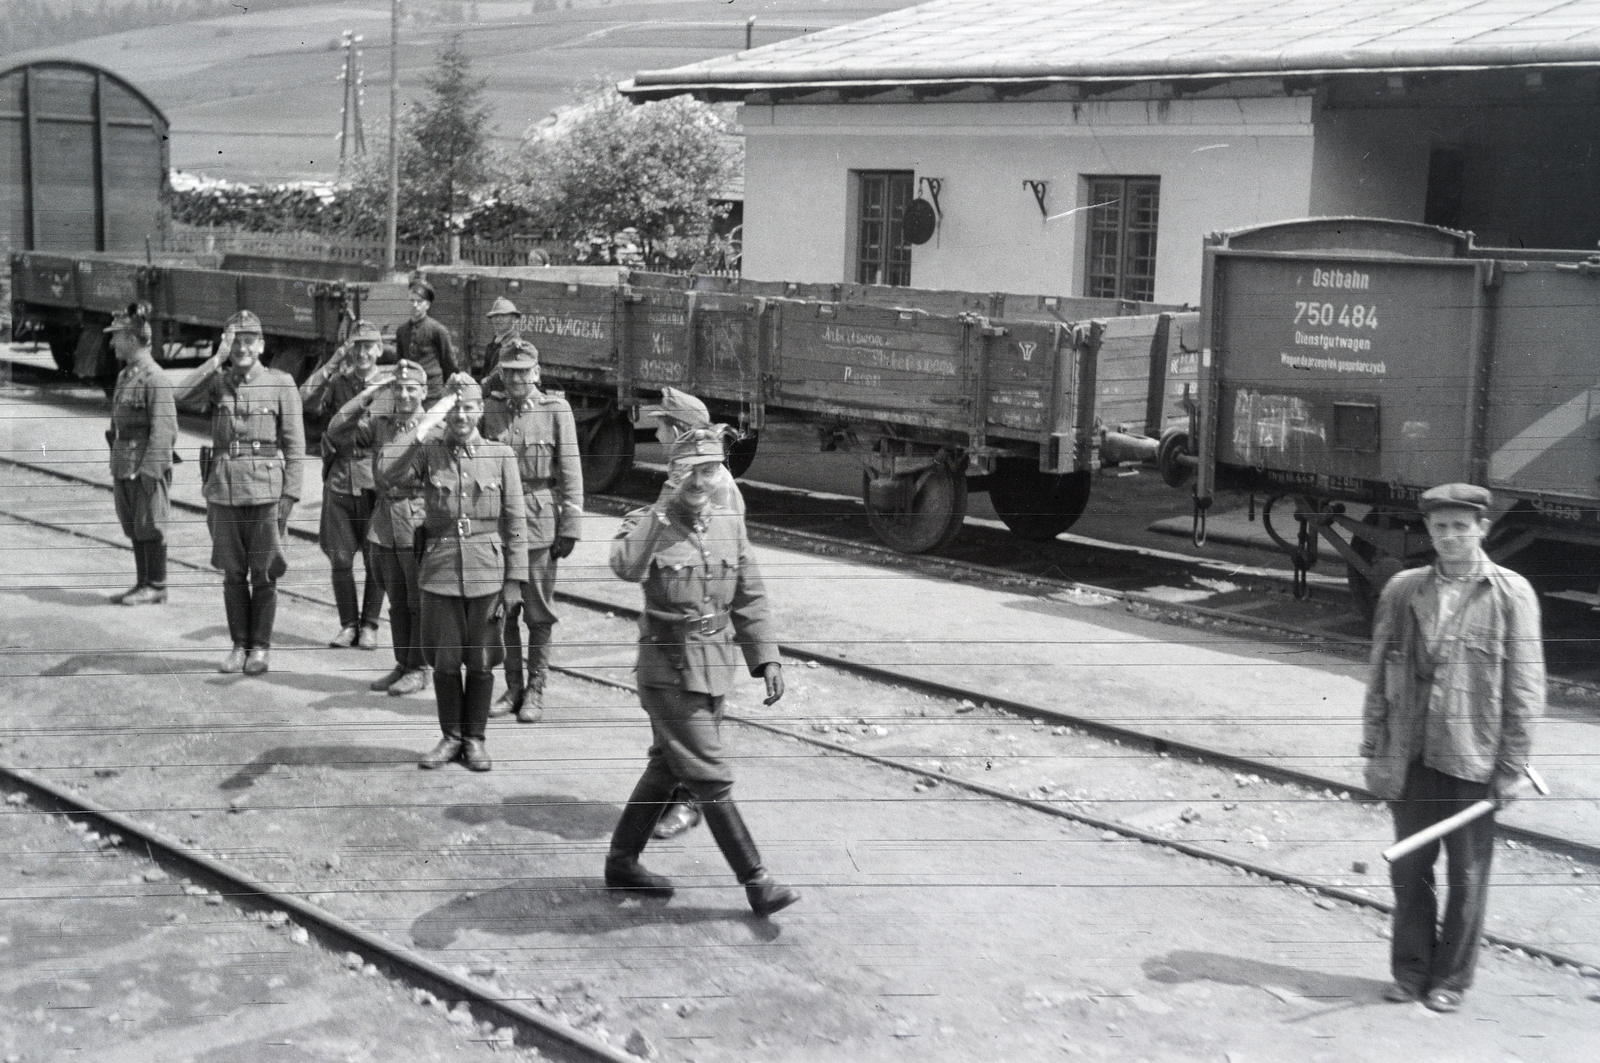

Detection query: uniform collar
(447, 429), (484, 455)
(509, 387), (545, 412)
(226, 360), (265, 388)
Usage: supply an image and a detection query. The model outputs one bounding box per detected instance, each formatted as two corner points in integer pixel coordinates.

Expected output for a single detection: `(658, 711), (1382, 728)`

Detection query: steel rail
(3, 450), (1598, 868)
(0, 762), (644, 1063)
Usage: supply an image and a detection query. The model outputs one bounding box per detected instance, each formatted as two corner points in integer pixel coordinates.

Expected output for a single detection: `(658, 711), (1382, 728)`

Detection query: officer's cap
(668, 426), (727, 467)
(227, 309), (263, 334)
(409, 280), (436, 304)
(1419, 483), (1492, 515)
(104, 300), (151, 333)
(639, 386), (710, 426)
(445, 372), (483, 404)
(486, 296), (520, 319)
(498, 339), (541, 371)
(391, 359), (427, 386)
(349, 320), (383, 344)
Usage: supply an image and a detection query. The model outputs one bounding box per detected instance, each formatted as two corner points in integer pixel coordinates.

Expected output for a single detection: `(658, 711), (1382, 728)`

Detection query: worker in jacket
(479, 339), (584, 723)
(105, 301), (178, 606)
(1361, 482), (1544, 1013)
(393, 279), (458, 403)
(475, 295), (522, 385)
(377, 373), (527, 771)
(301, 320), (390, 649)
(605, 426), (799, 917)
(325, 360), (432, 696)
(176, 310), (305, 676)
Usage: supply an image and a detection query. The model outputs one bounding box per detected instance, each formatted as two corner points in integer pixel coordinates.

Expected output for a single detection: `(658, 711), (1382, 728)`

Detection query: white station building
(623, 0), (1600, 304)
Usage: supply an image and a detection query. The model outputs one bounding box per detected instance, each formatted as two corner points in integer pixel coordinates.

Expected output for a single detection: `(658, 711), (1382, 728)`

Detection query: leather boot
(518, 623), (551, 723)
(460, 671), (495, 771)
(248, 578), (278, 650)
(605, 767), (677, 898)
(517, 672), (545, 724)
(422, 670), (464, 769)
(112, 541), (150, 602)
(701, 798), (800, 916)
(145, 541), (167, 592)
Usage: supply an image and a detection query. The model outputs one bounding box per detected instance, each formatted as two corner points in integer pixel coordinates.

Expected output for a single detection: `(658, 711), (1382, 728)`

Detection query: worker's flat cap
(1420, 483), (1492, 514)
(409, 280), (435, 303)
(486, 296), (520, 318)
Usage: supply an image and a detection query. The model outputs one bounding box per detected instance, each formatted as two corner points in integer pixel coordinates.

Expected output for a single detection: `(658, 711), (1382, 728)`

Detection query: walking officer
(476, 296), (522, 385)
(1362, 483), (1543, 1013)
(325, 360), (432, 696)
(176, 311), (305, 676)
(393, 279), (458, 404)
(301, 320), (389, 649)
(480, 339), (584, 723)
(106, 301), (178, 605)
(604, 426), (800, 917)
(377, 372), (527, 771)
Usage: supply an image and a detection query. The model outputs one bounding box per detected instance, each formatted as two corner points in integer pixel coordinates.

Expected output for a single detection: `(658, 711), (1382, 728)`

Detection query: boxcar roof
(624, 0), (1600, 99)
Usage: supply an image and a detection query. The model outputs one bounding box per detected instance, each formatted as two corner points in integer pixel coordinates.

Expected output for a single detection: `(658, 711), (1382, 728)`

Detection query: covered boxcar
(1164, 217), (1600, 619)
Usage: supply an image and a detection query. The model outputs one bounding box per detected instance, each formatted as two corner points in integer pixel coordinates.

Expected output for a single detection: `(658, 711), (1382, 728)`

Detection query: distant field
(5, 0), (906, 184)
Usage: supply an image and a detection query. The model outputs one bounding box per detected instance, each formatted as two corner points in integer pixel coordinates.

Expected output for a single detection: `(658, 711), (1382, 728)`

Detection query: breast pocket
(471, 476), (503, 520)
(519, 441), (554, 481)
(247, 404), (277, 439)
(650, 547), (703, 607)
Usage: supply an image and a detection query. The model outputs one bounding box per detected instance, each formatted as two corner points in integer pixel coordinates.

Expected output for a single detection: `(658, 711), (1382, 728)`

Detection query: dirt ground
(3, 513), (1599, 1063)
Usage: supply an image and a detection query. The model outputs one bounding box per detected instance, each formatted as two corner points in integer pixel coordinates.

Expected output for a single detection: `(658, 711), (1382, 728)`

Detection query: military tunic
(108, 354), (178, 544)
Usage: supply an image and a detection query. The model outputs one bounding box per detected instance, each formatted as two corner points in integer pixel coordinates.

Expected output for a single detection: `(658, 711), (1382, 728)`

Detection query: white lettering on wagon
(1311, 267), (1370, 290)
(524, 314), (606, 340)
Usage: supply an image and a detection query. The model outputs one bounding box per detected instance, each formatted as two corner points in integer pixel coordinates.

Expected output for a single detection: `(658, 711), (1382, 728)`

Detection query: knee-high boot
(605, 763), (678, 897)
(145, 541), (167, 589)
(700, 797), (801, 916)
(460, 671), (495, 771)
(420, 670), (464, 768)
(248, 577), (278, 649)
(223, 576), (252, 648)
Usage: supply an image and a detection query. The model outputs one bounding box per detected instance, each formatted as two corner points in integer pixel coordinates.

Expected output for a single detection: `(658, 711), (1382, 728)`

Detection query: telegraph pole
(337, 31), (366, 165)
(385, 0), (400, 274)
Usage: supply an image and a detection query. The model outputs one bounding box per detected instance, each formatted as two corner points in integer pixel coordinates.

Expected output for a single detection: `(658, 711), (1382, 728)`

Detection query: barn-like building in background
(1, 60), (169, 254)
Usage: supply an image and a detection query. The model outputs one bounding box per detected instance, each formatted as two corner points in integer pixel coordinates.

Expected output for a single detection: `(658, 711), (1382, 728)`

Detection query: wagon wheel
(579, 412), (636, 494)
(989, 460), (1092, 542)
(726, 431), (759, 479)
(862, 463), (968, 554)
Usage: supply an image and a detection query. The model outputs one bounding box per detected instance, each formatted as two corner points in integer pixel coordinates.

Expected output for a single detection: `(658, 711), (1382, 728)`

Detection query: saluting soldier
(377, 373), (527, 771)
(480, 339), (584, 723)
(476, 296), (522, 385)
(604, 426), (799, 917)
(176, 311), (305, 676)
(106, 301), (178, 606)
(301, 320), (390, 649)
(393, 279), (458, 403)
(635, 387), (745, 841)
(326, 360), (432, 696)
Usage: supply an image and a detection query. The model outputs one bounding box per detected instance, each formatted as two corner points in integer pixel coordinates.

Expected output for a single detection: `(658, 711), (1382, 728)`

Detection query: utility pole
(385, 0), (400, 275)
(337, 31), (366, 166)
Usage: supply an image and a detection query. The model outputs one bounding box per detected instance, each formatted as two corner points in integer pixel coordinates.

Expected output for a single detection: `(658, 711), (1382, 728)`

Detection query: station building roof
(622, 0), (1600, 100)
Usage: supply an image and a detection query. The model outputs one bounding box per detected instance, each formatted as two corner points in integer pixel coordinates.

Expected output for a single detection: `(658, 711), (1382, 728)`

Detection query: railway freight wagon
(1165, 217), (1600, 619)
(10, 250), (1197, 554)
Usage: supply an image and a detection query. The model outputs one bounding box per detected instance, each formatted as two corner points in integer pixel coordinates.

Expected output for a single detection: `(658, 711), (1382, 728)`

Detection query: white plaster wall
(739, 97), (1317, 305)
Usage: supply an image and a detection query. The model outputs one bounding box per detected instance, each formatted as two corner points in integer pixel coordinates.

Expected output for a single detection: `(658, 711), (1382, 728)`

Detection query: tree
(515, 88), (739, 268)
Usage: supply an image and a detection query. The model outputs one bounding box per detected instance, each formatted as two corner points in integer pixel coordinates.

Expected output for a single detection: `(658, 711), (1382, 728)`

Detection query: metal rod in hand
(1382, 800), (1497, 863)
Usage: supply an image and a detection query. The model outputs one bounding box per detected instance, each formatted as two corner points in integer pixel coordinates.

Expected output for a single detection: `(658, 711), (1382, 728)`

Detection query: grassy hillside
(6, 0), (908, 184)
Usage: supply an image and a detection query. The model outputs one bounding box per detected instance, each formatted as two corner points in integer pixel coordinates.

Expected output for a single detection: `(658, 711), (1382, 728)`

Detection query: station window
(1084, 177), (1160, 302)
(854, 170), (914, 287)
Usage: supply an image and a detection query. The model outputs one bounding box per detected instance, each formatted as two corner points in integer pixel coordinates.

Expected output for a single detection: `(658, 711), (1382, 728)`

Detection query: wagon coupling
(1261, 495), (1321, 600)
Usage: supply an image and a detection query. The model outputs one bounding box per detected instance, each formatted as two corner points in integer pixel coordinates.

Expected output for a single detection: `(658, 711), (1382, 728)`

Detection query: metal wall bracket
(1023, 180), (1049, 219)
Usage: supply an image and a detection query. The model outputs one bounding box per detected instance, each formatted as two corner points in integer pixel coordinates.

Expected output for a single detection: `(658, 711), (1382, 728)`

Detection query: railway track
(3, 440), (1598, 984)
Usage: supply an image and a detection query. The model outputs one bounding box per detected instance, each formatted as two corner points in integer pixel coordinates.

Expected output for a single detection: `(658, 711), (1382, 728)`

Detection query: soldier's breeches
(207, 502), (283, 583)
(638, 685), (734, 787)
(374, 547), (423, 669)
(113, 474), (169, 544)
(521, 548), (559, 625)
(420, 591), (499, 675)
(322, 491), (382, 628)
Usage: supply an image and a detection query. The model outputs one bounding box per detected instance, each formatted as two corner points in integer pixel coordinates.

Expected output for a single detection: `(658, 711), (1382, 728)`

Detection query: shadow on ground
(219, 744), (419, 790)
(1143, 950), (1383, 1004)
(444, 793), (618, 839)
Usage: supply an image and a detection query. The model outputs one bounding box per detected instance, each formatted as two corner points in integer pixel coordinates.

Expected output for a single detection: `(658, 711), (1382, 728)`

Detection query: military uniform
(302, 328), (388, 644)
(479, 347), (584, 721)
(177, 319), (305, 670)
(106, 321), (178, 604)
(326, 363), (431, 692)
(376, 382), (527, 770)
(604, 428), (799, 916)
(394, 313), (458, 402)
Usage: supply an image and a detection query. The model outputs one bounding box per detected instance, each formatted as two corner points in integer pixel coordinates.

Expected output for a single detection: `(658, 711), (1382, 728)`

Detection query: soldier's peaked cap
(409, 279), (435, 303)
(638, 386), (710, 426)
(350, 320), (383, 343)
(1419, 482), (1492, 514)
(498, 338), (541, 370)
(486, 296), (520, 318)
(226, 310), (263, 334)
(668, 426), (727, 467)
(392, 359), (427, 386)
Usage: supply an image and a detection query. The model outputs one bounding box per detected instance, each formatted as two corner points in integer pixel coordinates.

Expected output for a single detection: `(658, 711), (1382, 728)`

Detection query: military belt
(425, 517), (498, 540)
(223, 440), (283, 459)
(645, 608), (730, 639)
